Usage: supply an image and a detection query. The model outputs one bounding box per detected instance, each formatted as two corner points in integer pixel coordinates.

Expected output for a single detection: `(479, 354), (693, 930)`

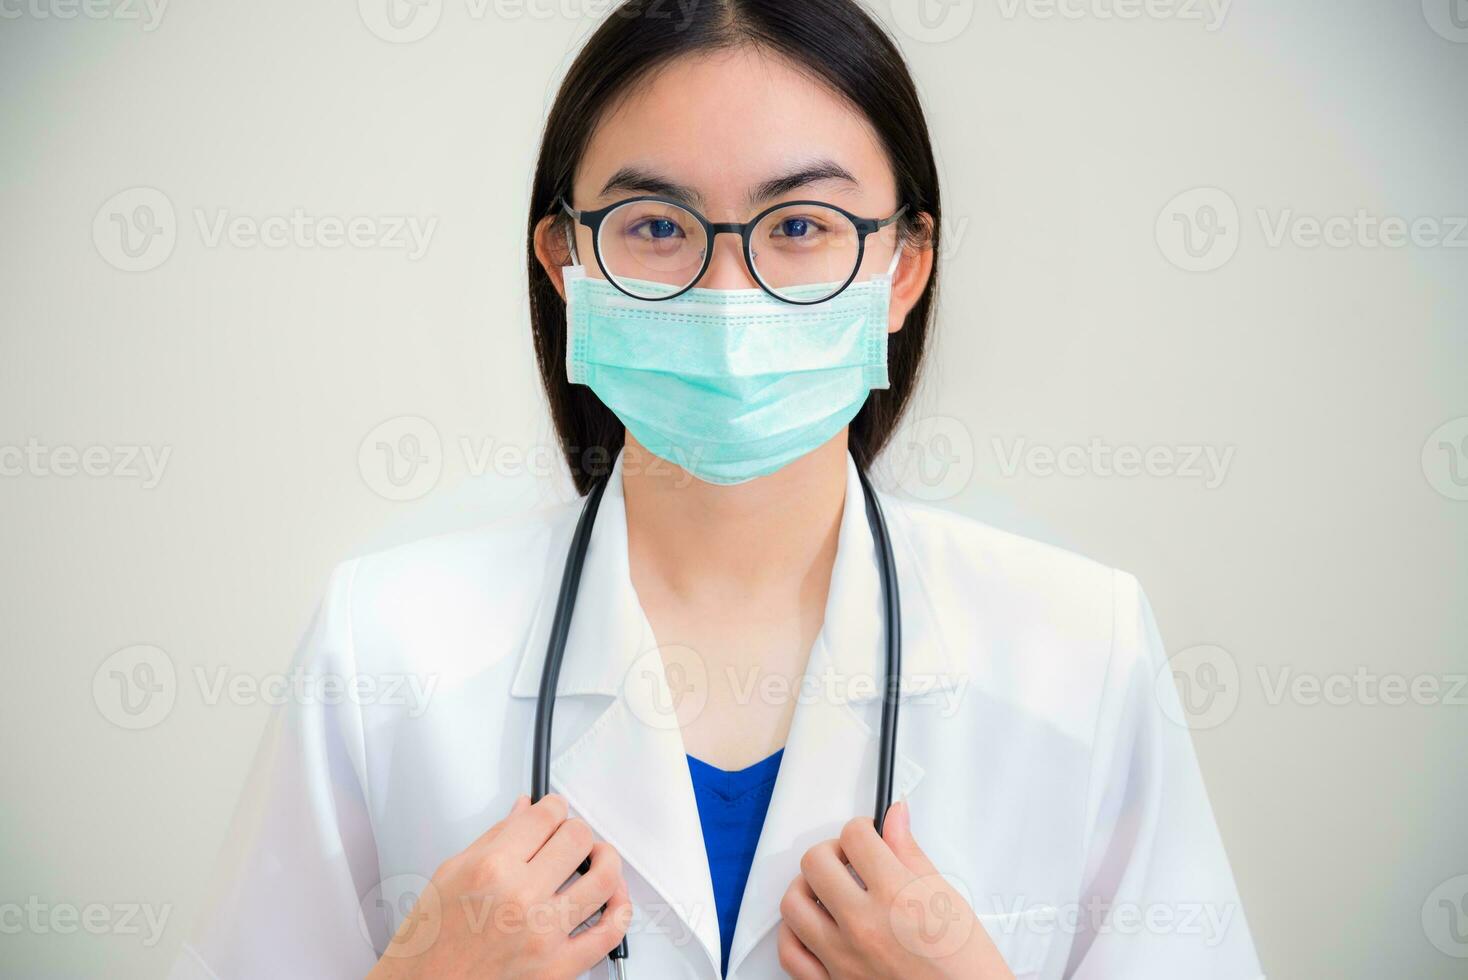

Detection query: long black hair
(527, 0), (942, 494)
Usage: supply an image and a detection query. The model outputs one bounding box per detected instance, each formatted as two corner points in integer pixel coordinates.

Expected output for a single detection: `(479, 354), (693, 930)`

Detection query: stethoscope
(531, 463), (903, 979)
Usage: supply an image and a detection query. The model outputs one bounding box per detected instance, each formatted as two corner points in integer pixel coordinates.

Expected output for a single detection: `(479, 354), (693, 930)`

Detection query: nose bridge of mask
(565, 268), (891, 388)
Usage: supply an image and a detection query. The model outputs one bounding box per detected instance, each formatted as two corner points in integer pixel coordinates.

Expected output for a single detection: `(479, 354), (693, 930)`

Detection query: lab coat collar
(509, 452), (961, 703)
(510, 450), (645, 701)
(816, 452), (962, 705)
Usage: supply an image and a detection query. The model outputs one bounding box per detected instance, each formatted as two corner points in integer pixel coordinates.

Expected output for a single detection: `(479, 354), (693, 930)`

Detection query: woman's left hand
(778, 801), (1015, 980)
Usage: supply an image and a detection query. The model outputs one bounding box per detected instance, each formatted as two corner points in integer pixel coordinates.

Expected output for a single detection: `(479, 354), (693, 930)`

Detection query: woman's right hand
(367, 793), (631, 980)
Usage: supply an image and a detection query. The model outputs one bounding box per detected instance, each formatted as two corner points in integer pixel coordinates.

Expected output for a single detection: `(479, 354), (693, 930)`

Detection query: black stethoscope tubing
(531, 465), (903, 973)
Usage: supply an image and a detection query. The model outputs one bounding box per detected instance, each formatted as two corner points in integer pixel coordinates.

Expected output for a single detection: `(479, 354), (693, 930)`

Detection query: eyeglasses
(560, 195), (908, 306)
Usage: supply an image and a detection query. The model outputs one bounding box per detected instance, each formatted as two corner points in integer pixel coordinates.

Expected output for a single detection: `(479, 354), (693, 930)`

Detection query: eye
(628, 216), (686, 241)
(769, 215), (829, 240)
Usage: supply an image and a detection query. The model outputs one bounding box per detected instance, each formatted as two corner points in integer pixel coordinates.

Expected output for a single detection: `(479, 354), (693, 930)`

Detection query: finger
(563, 878), (633, 974)
(780, 875), (840, 957)
(557, 841), (622, 926)
(529, 815), (596, 886)
(490, 793), (570, 862)
(777, 921), (831, 980)
(880, 800), (937, 876)
(469, 794), (532, 851)
(798, 839), (865, 921)
(839, 815), (910, 891)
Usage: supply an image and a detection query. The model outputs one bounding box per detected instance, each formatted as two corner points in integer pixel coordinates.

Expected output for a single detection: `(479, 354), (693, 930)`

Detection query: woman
(172, 2), (1261, 978)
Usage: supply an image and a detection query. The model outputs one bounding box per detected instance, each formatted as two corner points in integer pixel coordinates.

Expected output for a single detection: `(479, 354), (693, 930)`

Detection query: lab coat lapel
(550, 680), (722, 974)
(509, 457), (722, 975)
(726, 459), (949, 976)
(727, 633), (926, 976)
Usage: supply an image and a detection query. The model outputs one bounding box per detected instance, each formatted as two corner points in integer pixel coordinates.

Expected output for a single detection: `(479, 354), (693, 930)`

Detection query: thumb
(881, 799), (936, 875)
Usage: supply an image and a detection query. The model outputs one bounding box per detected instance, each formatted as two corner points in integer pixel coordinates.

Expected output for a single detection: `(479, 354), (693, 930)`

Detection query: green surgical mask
(564, 258), (896, 486)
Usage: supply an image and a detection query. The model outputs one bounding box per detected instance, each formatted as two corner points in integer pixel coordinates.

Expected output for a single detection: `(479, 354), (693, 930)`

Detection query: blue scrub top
(685, 748), (785, 976)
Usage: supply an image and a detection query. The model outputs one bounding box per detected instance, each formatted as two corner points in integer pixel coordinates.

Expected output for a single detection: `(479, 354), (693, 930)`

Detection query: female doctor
(172, 1), (1262, 978)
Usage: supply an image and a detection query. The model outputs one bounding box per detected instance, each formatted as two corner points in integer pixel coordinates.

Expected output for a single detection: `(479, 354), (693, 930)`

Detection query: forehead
(574, 47), (895, 213)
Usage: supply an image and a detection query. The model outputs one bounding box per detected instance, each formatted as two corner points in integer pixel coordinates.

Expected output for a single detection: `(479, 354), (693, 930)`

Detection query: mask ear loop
(883, 241), (904, 278)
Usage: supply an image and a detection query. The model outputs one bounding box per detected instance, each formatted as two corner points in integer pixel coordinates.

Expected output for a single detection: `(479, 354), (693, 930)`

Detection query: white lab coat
(170, 453), (1262, 979)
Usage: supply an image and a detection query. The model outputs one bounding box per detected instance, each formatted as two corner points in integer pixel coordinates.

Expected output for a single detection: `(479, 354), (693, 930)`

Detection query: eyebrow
(746, 160), (859, 207)
(598, 167), (704, 206)
(595, 159), (860, 212)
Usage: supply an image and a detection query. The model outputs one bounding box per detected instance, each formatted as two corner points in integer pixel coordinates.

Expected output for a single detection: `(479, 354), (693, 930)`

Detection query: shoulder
(879, 492), (1148, 737)
(316, 499), (581, 681)
(882, 491), (1122, 598)
(881, 490), (1132, 630)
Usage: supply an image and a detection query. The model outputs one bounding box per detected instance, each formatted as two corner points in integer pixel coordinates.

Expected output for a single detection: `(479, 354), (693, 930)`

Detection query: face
(536, 46), (932, 333)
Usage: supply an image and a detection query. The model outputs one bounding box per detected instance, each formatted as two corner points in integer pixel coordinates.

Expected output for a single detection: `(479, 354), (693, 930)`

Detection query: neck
(620, 434), (850, 599)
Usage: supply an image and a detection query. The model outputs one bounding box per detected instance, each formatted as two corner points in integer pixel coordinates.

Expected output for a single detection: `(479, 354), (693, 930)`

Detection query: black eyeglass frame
(560, 195), (909, 306)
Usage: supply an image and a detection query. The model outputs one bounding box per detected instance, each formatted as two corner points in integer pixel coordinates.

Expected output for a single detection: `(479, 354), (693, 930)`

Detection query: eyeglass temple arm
(880, 204), (910, 275)
(876, 203), (910, 229)
(558, 198), (582, 265)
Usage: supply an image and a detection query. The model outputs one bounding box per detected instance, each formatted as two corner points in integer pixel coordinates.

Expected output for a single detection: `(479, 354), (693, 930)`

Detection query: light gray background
(1, 0), (1465, 977)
